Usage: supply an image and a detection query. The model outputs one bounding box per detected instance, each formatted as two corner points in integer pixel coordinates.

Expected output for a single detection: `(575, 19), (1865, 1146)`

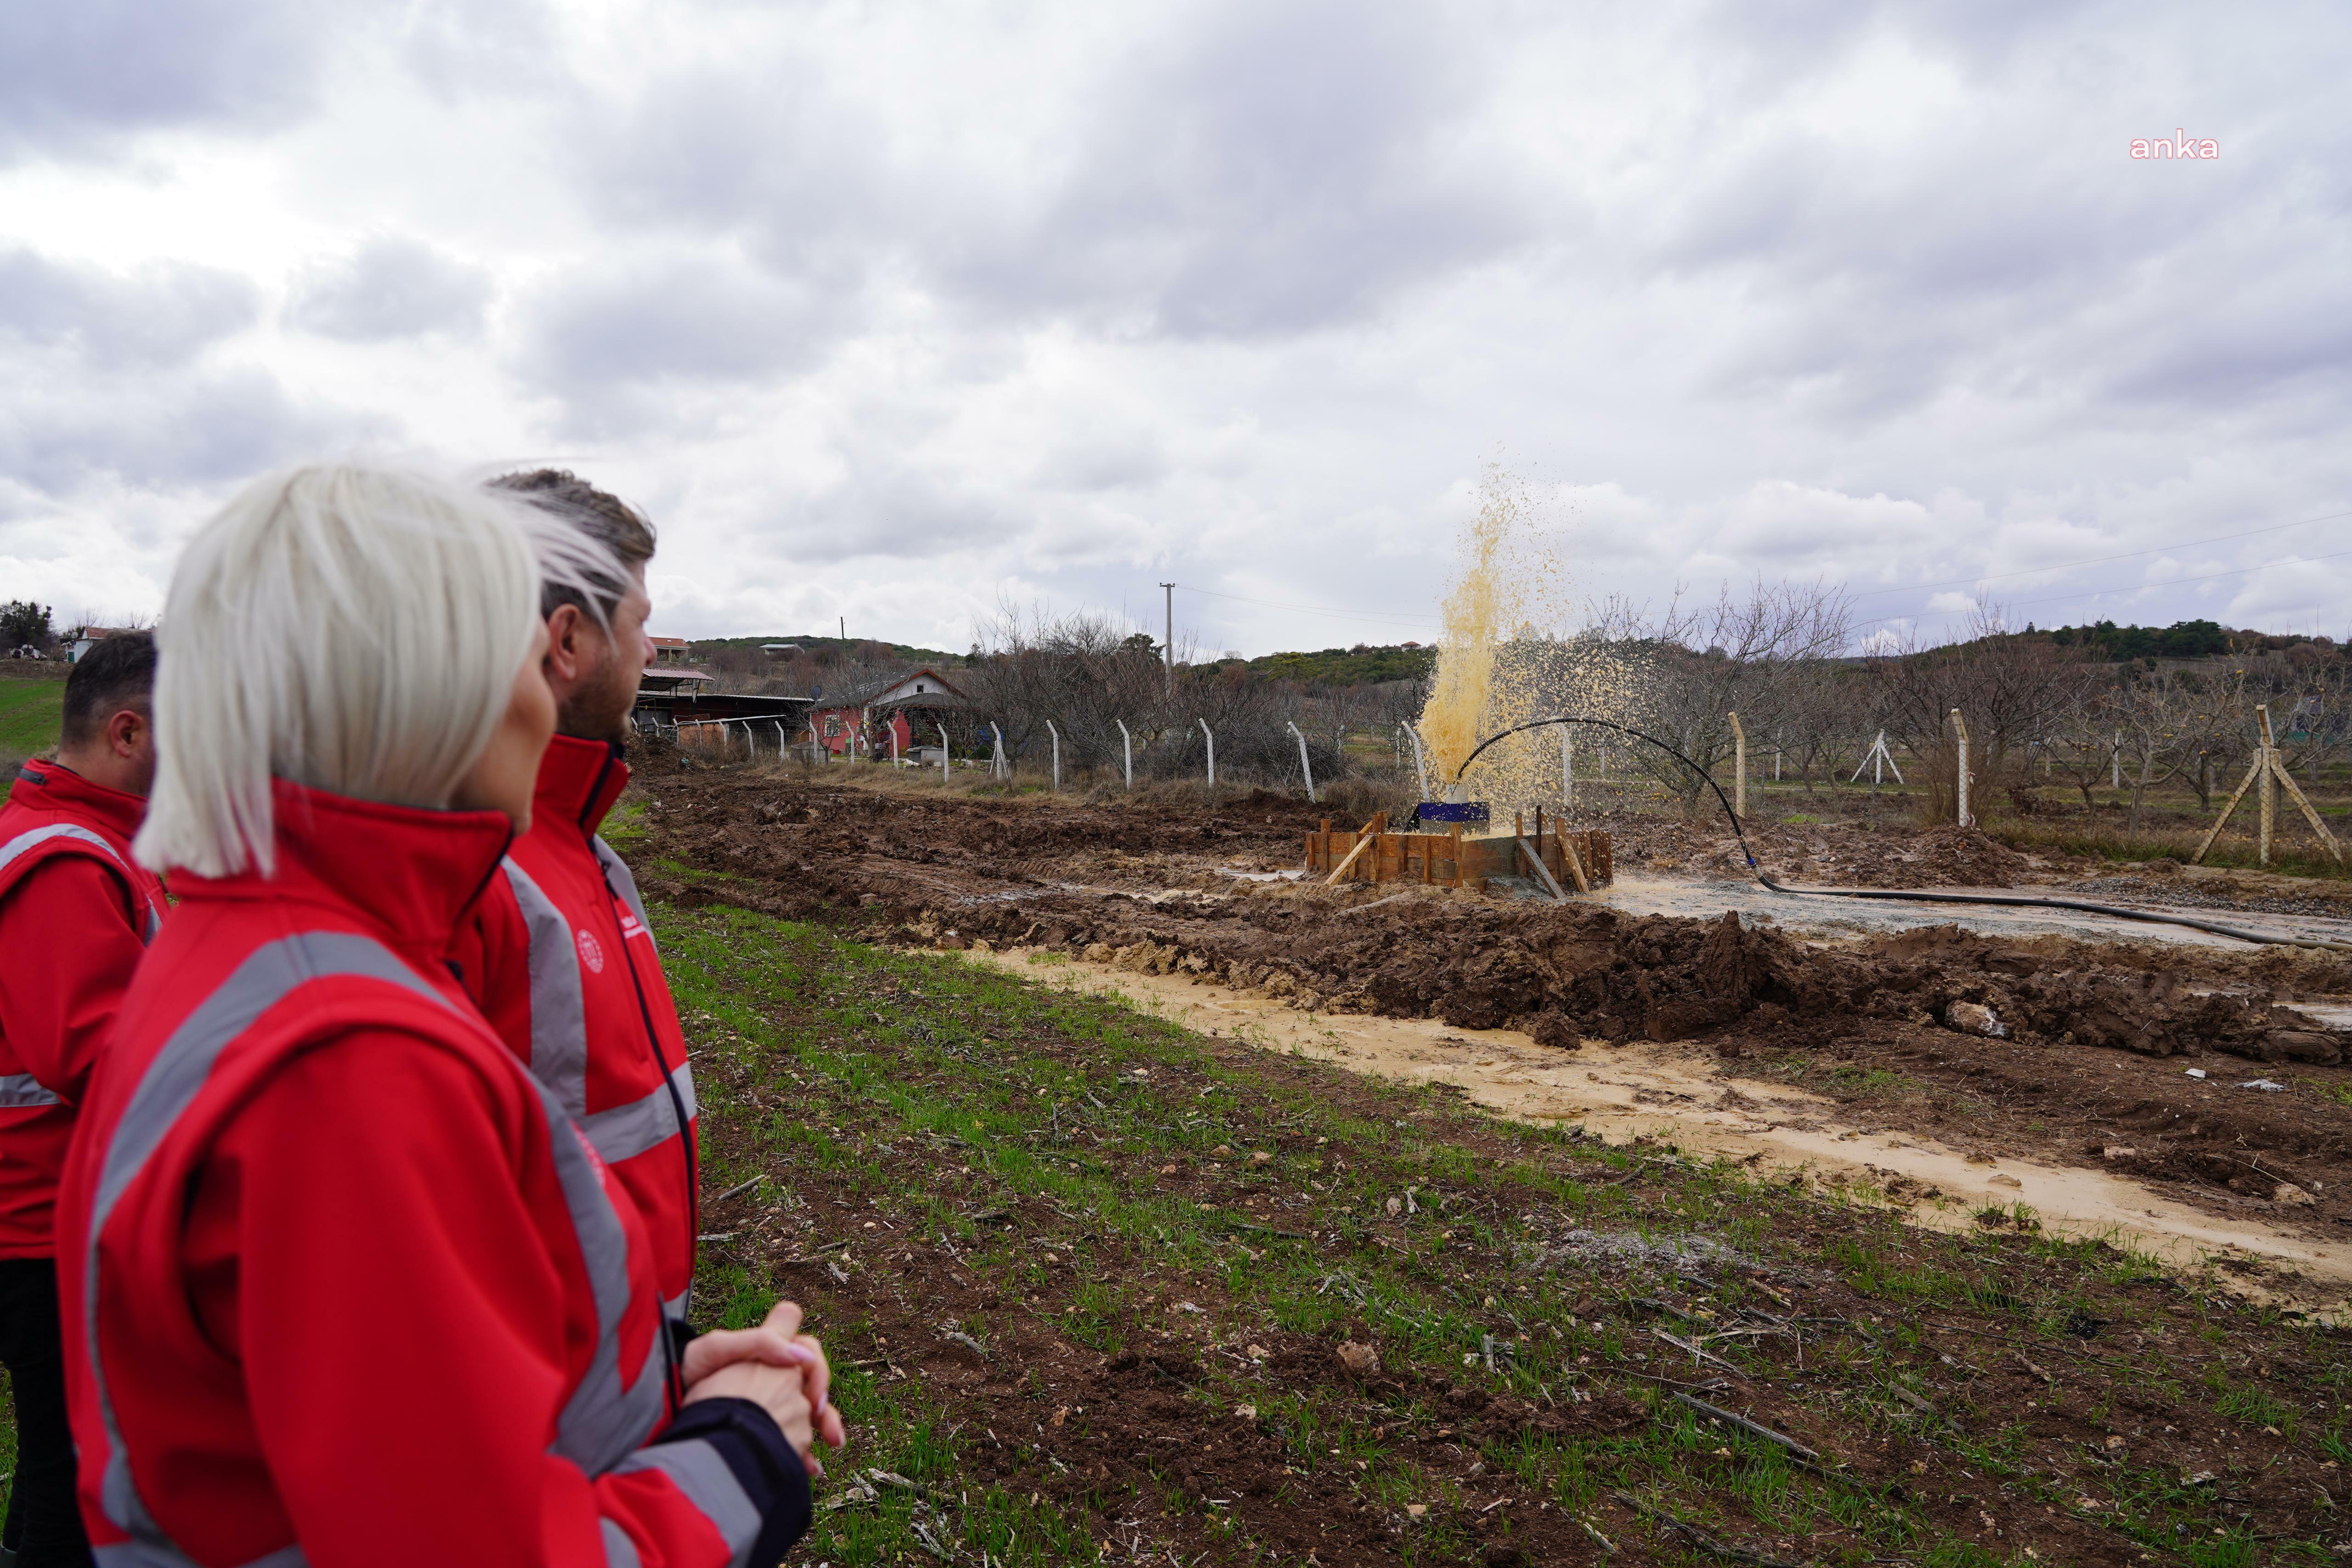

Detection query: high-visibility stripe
(0, 822), (128, 879)
(499, 859), (590, 1115)
(546, 1110), (667, 1477)
(0, 823), (163, 946)
(0, 1071), (62, 1109)
(581, 1059), (698, 1166)
(593, 838), (656, 950)
(85, 934), (441, 1562)
(611, 1438), (762, 1568)
(83, 930), (664, 1562)
(96, 1539), (308, 1568)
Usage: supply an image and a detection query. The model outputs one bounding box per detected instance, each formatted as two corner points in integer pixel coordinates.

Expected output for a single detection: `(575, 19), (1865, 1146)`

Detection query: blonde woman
(57, 464), (835, 1566)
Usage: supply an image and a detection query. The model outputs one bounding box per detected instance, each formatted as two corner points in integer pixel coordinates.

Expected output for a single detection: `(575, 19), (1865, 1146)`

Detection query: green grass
(653, 900), (2340, 1568)
(600, 799), (648, 846)
(0, 672), (65, 759)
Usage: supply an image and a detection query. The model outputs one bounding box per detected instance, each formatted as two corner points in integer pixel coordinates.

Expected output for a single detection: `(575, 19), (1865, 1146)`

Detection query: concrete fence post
(1402, 722), (1432, 800)
(1285, 720), (1316, 803)
(1116, 719), (1133, 790)
(936, 724), (950, 783)
(1950, 708), (1971, 828)
(1727, 711), (1747, 823)
(1198, 718), (1216, 788)
(1045, 719), (1060, 791)
(2257, 703), (2277, 866)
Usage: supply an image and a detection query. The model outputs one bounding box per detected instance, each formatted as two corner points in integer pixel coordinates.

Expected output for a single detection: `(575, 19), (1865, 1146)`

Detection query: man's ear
(544, 605), (585, 683)
(107, 706), (148, 760)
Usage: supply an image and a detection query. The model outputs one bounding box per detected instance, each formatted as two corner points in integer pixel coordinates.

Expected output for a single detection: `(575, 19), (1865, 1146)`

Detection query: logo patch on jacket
(575, 928), (606, 974)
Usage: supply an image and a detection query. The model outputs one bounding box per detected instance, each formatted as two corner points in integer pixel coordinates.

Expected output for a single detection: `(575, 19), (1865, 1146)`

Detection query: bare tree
(1862, 606), (2096, 820)
(1595, 578), (1855, 816)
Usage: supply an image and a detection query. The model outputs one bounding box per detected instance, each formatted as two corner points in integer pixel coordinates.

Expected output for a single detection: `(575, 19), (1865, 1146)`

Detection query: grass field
(0, 668), (64, 761)
(662, 900), (2347, 1567)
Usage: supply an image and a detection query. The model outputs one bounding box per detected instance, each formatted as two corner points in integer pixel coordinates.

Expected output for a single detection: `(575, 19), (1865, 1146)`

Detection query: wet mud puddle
(964, 946), (2352, 1308)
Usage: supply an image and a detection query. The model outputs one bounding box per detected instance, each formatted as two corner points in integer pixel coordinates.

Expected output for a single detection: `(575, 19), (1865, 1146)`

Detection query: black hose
(1450, 715), (2352, 954)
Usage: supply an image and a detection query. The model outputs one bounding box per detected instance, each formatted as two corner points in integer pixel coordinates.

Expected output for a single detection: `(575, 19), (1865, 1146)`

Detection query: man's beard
(556, 651), (635, 744)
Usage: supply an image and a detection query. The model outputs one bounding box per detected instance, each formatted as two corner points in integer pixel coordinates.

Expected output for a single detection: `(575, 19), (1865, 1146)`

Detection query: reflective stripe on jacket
(452, 734), (701, 1320)
(0, 761), (165, 1257)
(57, 780), (807, 1568)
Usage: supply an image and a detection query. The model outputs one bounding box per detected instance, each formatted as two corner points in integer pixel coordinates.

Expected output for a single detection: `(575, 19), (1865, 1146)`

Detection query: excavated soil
(628, 758), (2352, 1243)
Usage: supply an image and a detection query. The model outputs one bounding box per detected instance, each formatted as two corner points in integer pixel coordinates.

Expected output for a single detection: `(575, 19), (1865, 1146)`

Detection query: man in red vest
(451, 472), (706, 1332)
(0, 633), (164, 1566)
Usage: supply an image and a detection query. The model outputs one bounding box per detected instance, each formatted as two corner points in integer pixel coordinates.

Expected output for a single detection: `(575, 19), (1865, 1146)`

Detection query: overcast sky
(3, 1), (2347, 657)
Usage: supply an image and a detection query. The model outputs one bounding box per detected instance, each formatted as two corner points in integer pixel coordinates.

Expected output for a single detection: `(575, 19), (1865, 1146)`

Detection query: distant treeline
(691, 634), (960, 667)
(2028, 619), (2332, 661)
(1241, 643), (1436, 685)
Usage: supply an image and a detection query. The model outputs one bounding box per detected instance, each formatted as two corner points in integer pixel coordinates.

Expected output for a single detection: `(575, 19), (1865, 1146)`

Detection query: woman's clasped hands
(683, 1298), (848, 1473)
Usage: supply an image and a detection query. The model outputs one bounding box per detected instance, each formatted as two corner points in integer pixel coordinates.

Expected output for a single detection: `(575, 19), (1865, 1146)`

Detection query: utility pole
(1159, 582), (1174, 691)
(839, 615), (846, 646)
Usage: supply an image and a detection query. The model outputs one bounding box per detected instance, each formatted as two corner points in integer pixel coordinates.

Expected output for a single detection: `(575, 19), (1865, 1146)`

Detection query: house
(649, 636), (695, 666)
(70, 627), (141, 662)
(810, 667), (969, 759)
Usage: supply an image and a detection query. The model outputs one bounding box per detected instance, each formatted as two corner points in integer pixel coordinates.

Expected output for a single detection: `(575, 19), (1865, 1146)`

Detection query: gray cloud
(0, 247), (259, 367)
(286, 236), (492, 341)
(512, 253), (848, 435)
(0, 365), (373, 494)
(947, 1), (1528, 338)
(0, 0), (327, 164)
(0, 251), (371, 502)
(572, 0), (1527, 342)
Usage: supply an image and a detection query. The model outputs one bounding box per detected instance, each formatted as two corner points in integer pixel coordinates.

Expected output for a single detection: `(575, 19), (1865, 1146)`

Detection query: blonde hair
(136, 462), (620, 879)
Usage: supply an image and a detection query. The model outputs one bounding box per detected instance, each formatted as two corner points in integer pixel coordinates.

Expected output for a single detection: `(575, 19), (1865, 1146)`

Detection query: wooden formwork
(1305, 809), (1612, 893)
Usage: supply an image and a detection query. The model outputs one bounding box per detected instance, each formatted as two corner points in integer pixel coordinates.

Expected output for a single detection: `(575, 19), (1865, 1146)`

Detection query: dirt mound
(911, 891), (2349, 1070)
(1861, 825), (2034, 888)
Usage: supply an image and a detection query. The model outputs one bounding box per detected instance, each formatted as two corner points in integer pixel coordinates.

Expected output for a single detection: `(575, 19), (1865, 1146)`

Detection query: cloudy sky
(3, 0), (2347, 656)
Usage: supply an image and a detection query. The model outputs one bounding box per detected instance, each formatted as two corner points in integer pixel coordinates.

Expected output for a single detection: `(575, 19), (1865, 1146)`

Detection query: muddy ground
(622, 754), (2352, 1250)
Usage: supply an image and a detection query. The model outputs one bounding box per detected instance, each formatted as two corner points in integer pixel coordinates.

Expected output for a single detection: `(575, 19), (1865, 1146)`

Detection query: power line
(1849, 505), (2352, 600)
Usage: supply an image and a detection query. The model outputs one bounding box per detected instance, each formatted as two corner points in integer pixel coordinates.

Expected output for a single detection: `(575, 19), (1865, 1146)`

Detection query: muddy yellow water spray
(1413, 465), (1637, 814)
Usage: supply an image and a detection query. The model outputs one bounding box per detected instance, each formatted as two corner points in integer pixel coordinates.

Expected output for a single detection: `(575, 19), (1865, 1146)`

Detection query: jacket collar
(179, 781), (513, 960)
(9, 760), (147, 843)
(533, 732), (630, 838)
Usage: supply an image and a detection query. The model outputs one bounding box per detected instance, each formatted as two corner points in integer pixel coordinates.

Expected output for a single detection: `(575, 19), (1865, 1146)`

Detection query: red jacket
(0, 760), (166, 1258)
(57, 781), (806, 1567)
(451, 735), (700, 1320)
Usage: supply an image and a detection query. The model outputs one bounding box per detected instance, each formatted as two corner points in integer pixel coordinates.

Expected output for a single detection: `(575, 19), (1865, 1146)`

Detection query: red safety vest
(58, 781), (802, 1567)
(452, 734), (700, 1320)
(0, 760), (166, 1257)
